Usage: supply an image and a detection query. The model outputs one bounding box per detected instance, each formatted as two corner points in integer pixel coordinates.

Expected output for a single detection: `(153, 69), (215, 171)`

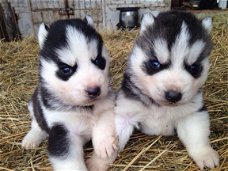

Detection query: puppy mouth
(84, 99), (97, 105)
(155, 100), (181, 107)
(84, 96), (100, 105)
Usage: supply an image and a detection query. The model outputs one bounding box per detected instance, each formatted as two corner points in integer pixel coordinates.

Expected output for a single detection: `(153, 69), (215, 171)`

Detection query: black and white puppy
(115, 11), (219, 170)
(22, 16), (117, 170)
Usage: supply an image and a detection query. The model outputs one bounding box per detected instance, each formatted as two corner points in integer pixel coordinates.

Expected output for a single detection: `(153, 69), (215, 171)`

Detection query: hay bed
(0, 13), (227, 171)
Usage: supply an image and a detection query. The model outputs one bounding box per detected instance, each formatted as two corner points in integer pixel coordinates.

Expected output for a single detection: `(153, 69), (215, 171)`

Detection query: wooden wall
(1, 0), (171, 39)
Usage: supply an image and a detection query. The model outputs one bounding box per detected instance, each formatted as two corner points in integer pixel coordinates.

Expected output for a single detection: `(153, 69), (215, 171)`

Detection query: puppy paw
(94, 135), (118, 159)
(190, 146), (219, 170)
(21, 129), (46, 149)
(86, 156), (109, 171)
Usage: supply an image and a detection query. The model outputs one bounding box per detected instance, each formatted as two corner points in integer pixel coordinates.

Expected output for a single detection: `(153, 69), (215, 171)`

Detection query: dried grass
(0, 13), (227, 171)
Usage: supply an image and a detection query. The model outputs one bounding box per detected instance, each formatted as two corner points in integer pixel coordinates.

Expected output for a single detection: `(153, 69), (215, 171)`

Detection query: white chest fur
(115, 91), (203, 136)
(43, 108), (94, 140)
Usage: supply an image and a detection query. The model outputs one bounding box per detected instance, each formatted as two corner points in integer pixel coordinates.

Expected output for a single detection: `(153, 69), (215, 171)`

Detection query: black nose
(165, 90), (182, 103)
(86, 87), (101, 98)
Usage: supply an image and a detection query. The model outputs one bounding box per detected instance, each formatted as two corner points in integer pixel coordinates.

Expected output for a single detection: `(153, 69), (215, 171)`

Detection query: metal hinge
(59, 0), (74, 18)
(59, 8), (74, 16)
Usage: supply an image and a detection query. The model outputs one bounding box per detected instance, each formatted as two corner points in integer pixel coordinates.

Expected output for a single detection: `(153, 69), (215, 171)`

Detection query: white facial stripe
(102, 45), (110, 64)
(153, 38), (169, 63)
(187, 40), (205, 64)
(171, 22), (190, 66)
(40, 58), (58, 84)
(56, 47), (75, 66)
(66, 26), (90, 63)
(130, 45), (146, 67)
(88, 40), (98, 60)
(57, 26), (100, 66)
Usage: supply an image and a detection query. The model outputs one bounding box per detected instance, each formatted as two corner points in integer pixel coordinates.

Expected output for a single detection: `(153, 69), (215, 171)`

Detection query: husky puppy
(21, 16), (117, 170)
(115, 11), (219, 170)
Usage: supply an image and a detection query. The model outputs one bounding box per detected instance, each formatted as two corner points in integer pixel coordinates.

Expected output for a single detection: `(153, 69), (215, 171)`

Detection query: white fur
(50, 133), (87, 170)
(41, 94), (117, 170)
(153, 38), (169, 63)
(40, 34), (110, 107)
(187, 40), (206, 64)
(201, 17), (212, 34)
(171, 22), (190, 66)
(22, 21), (117, 171)
(22, 101), (48, 149)
(85, 15), (94, 27)
(130, 22), (210, 106)
(115, 90), (219, 169)
(115, 18), (218, 170)
(21, 119), (48, 149)
(140, 13), (155, 34)
(37, 23), (48, 48)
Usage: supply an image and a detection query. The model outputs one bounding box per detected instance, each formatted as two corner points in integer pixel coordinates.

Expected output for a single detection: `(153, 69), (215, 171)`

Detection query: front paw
(86, 156), (108, 171)
(190, 146), (219, 170)
(93, 135), (118, 159)
(22, 131), (42, 149)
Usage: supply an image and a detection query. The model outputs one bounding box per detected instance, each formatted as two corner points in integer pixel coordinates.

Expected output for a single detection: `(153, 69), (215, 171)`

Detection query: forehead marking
(187, 40), (205, 64)
(56, 26), (99, 66)
(153, 38), (169, 63)
(171, 22), (190, 66)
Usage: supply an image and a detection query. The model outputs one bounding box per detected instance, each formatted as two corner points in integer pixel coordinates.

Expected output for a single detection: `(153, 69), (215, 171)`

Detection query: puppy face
(129, 11), (212, 106)
(38, 18), (110, 106)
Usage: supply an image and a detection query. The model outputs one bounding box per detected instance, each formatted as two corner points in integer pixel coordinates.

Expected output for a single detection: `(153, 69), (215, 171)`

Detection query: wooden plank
(0, 3), (9, 40)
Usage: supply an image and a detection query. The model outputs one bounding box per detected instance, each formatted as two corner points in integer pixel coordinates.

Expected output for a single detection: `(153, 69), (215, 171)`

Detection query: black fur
(184, 63), (203, 78)
(92, 56), (106, 70)
(198, 104), (207, 112)
(121, 72), (157, 107)
(39, 19), (104, 81)
(136, 11), (212, 75)
(56, 62), (77, 81)
(138, 11), (212, 50)
(31, 88), (49, 133)
(40, 19), (103, 62)
(48, 124), (69, 157)
(142, 60), (170, 75)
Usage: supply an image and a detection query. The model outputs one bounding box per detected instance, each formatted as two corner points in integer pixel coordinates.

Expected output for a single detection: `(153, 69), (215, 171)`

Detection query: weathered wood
(0, 1), (20, 41)
(4, 0), (171, 38)
(0, 3), (9, 40)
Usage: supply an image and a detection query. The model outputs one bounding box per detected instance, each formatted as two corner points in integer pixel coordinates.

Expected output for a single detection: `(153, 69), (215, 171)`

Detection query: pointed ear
(38, 23), (49, 48)
(201, 17), (212, 34)
(140, 13), (155, 34)
(84, 15), (94, 27)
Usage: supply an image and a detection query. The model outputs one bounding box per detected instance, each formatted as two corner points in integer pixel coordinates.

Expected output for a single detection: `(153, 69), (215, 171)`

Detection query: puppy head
(38, 17), (110, 106)
(129, 11), (212, 106)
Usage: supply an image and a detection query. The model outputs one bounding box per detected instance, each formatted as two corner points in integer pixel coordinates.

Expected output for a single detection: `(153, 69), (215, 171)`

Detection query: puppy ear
(84, 15), (94, 27)
(201, 17), (212, 34)
(140, 13), (155, 34)
(38, 23), (49, 48)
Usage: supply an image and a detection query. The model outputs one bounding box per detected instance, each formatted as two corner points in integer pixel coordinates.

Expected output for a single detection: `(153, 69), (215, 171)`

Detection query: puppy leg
(87, 110), (117, 171)
(22, 119), (48, 149)
(48, 124), (87, 170)
(87, 112), (135, 171)
(116, 114), (135, 150)
(176, 111), (219, 170)
(22, 102), (47, 149)
(87, 152), (117, 171)
(92, 110), (117, 159)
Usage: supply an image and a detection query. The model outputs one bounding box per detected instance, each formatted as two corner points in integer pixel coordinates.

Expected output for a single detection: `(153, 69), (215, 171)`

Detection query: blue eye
(60, 65), (73, 75)
(143, 59), (170, 75)
(148, 60), (161, 70)
(57, 63), (77, 81)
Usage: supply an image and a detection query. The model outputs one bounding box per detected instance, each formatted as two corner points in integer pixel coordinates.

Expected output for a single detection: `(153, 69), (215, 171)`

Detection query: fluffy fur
(115, 11), (219, 170)
(22, 17), (117, 170)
